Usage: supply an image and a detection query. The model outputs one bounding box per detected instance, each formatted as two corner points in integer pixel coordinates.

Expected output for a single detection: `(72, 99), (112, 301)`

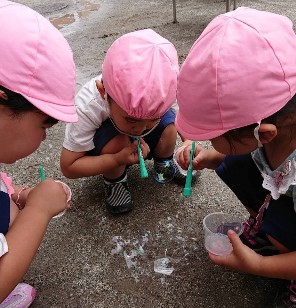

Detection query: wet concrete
(8, 0), (296, 307)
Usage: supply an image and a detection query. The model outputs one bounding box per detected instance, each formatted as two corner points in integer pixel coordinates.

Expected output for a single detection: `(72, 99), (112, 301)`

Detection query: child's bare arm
(60, 140), (150, 179)
(0, 179), (68, 301)
(209, 230), (296, 280)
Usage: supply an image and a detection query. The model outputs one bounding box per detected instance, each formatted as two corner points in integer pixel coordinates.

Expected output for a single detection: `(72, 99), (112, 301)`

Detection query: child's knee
(157, 124), (177, 148)
(101, 134), (131, 154)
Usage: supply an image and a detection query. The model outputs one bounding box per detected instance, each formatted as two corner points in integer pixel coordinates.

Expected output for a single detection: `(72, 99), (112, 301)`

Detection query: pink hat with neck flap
(175, 7), (296, 141)
(0, 1), (78, 123)
(102, 29), (179, 119)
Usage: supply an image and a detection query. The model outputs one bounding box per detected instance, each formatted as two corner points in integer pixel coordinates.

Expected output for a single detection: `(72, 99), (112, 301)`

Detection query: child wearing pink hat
(175, 7), (296, 306)
(61, 29), (193, 214)
(0, 1), (77, 306)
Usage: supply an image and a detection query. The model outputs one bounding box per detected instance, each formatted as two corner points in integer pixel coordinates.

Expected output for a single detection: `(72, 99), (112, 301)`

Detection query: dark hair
(0, 85), (58, 125)
(223, 93), (296, 146)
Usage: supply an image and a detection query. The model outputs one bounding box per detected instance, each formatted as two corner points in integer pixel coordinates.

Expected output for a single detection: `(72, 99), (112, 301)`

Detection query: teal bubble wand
(39, 165), (46, 182)
(137, 138), (148, 178)
(182, 141), (195, 197)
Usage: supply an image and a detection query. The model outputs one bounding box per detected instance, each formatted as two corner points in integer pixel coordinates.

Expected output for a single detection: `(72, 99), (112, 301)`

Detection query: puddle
(50, 0), (100, 30)
(50, 13), (76, 30)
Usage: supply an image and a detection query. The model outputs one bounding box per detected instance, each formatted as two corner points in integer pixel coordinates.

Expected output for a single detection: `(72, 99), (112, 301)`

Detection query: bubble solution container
(203, 212), (243, 256)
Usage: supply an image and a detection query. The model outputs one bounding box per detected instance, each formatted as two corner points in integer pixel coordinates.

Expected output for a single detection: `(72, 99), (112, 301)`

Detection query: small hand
(176, 142), (209, 170)
(116, 139), (150, 166)
(25, 179), (69, 218)
(208, 230), (263, 275)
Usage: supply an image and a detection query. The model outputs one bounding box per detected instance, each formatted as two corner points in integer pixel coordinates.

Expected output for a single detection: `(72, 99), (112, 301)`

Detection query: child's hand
(176, 141), (210, 170)
(25, 179), (69, 219)
(177, 141), (225, 170)
(116, 139), (150, 165)
(208, 230), (263, 275)
(136, 138), (150, 159)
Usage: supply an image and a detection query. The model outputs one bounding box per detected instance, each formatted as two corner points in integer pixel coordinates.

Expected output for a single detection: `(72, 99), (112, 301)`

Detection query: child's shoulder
(76, 75), (104, 106)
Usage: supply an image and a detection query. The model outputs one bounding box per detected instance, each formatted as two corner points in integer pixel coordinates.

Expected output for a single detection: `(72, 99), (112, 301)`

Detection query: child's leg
(145, 109), (176, 160)
(144, 109), (179, 183)
(87, 119), (131, 179)
(100, 134), (131, 179)
(87, 119), (133, 214)
(152, 123), (177, 159)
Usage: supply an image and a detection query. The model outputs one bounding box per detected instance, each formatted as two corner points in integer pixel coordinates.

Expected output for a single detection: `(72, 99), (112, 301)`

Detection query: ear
(258, 123), (277, 144)
(95, 80), (106, 100)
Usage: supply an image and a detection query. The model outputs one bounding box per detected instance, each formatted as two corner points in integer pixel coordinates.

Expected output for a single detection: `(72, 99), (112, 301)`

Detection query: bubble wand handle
(183, 141), (195, 197)
(39, 165), (46, 182)
(137, 138), (148, 178)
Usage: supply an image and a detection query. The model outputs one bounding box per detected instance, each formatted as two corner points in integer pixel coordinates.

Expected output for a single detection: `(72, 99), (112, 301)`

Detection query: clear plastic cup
(52, 180), (72, 218)
(203, 212), (243, 256)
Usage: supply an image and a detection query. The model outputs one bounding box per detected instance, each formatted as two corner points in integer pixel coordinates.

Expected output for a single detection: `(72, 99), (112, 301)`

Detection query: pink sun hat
(0, 1), (78, 123)
(102, 29), (179, 119)
(175, 7), (296, 141)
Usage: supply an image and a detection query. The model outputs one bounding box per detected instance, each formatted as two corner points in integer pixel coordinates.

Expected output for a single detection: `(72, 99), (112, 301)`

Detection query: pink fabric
(0, 172), (15, 196)
(0, 1), (77, 123)
(102, 29), (179, 119)
(175, 7), (296, 140)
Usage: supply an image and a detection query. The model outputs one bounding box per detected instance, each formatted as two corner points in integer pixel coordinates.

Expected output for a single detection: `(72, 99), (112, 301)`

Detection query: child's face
(0, 106), (56, 163)
(211, 135), (258, 155)
(108, 99), (160, 137)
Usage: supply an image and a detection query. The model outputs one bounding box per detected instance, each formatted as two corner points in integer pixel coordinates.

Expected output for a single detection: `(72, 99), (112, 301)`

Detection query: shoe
(172, 154), (201, 184)
(104, 174), (134, 214)
(240, 216), (279, 256)
(0, 283), (36, 308)
(152, 159), (176, 183)
(268, 280), (296, 307)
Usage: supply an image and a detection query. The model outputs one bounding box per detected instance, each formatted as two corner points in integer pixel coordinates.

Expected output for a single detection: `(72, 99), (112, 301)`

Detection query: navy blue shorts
(216, 154), (296, 251)
(0, 191), (10, 235)
(88, 108), (176, 158)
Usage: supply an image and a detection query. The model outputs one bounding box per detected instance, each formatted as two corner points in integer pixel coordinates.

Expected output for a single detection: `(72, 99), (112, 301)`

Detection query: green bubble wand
(39, 165), (46, 182)
(137, 137), (148, 178)
(182, 141), (195, 197)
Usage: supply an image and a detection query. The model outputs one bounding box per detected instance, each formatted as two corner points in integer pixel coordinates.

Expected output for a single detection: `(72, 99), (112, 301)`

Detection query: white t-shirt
(63, 75), (110, 152)
(63, 74), (179, 153)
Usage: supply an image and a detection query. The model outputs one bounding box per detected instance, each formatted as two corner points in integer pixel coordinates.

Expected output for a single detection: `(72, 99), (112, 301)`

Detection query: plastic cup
(52, 181), (72, 218)
(203, 212), (243, 256)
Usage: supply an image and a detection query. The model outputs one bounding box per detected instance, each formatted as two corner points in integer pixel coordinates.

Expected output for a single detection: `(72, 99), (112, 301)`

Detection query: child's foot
(153, 158), (201, 184)
(0, 283), (36, 308)
(266, 280), (296, 307)
(103, 173), (134, 214)
(240, 216), (279, 256)
(152, 159), (175, 183)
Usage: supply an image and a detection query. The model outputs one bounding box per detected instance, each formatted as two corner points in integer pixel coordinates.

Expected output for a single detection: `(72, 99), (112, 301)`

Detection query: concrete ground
(6, 0), (296, 307)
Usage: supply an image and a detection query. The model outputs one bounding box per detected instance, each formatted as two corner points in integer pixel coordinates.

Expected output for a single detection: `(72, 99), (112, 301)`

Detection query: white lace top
(252, 148), (296, 212)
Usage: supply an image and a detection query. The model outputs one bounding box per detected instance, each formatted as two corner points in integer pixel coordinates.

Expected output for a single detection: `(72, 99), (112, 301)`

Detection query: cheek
(210, 138), (230, 154)
(21, 132), (45, 156)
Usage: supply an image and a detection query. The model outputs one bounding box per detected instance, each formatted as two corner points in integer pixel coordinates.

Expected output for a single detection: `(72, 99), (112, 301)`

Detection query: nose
(42, 131), (47, 141)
